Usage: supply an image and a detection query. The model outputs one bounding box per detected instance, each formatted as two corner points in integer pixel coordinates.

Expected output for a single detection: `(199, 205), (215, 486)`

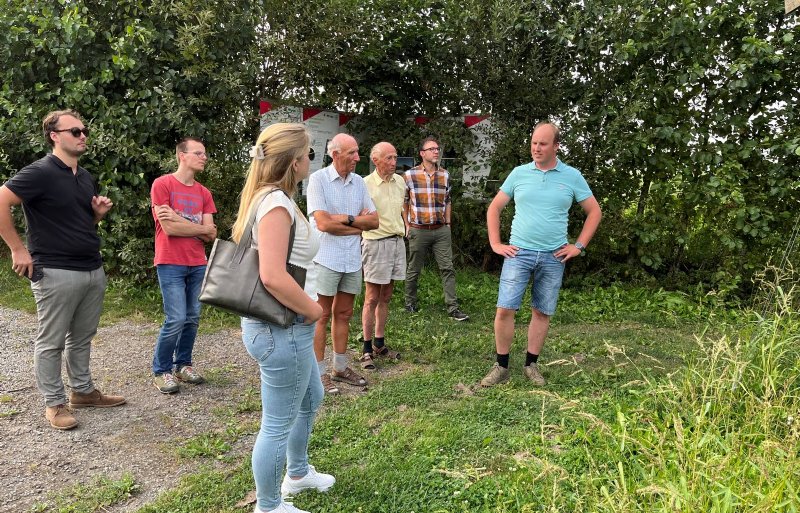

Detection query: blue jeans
(497, 249), (565, 315)
(242, 315), (323, 512)
(152, 264), (206, 374)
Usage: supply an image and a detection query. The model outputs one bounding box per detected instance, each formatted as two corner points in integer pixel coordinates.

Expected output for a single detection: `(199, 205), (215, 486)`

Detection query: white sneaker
(257, 500), (310, 513)
(280, 464), (335, 498)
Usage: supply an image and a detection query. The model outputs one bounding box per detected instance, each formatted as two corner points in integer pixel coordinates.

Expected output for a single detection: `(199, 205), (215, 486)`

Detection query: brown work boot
(45, 404), (78, 430)
(69, 389), (126, 408)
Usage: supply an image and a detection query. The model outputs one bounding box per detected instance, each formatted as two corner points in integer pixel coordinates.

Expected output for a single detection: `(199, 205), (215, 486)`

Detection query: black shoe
(405, 305), (418, 313)
(449, 309), (469, 321)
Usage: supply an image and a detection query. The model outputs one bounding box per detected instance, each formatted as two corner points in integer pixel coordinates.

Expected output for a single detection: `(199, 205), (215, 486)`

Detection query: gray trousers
(404, 226), (458, 314)
(30, 267), (106, 407)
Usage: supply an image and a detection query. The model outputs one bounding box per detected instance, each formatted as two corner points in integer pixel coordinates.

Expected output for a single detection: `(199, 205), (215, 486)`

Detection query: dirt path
(0, 306), (364, 512)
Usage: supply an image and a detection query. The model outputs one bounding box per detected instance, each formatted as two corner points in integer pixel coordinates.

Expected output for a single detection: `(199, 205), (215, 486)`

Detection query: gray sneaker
(523, 363), (546, 386)
(175, 365), (206, 384)
(480, 363), (510, 387)
(154, 373), (180, 394)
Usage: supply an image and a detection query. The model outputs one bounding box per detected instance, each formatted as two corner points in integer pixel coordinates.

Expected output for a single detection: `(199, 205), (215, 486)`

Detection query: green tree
(0, 0), (264, 278)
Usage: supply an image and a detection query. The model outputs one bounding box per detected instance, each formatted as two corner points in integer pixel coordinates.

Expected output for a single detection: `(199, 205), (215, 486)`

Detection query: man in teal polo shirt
(481, 122), (602, 387)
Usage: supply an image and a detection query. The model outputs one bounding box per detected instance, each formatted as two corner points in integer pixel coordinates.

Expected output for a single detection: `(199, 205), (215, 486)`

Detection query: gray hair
(370, 142), (389, 161)
(326, 133), (353, 158)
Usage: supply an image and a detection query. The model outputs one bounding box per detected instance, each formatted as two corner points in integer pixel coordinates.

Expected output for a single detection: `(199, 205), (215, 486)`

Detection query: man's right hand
(490, 242), (519, 258)
(11, 246), (33, 278)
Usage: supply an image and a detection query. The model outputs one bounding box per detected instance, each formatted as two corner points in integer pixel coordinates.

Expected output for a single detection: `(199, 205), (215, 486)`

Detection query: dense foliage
(0, 0), (264, 279)
(1, 0), (798, 294)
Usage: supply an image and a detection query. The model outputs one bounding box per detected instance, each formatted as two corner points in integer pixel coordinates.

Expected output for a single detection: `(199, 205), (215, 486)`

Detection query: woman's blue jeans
(242, 315), (324, 511)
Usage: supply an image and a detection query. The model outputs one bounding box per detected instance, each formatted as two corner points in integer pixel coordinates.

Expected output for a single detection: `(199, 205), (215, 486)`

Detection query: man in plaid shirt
(402, 136), (469, 321)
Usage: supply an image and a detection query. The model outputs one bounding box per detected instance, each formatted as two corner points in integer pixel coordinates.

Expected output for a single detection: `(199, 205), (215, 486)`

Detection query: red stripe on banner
(414, 116), (430, 125)
(303, 108), (323, 121)
(339, 113), (353, 126)
(464, 115), (488, 128)
(259, 101), (272, 115)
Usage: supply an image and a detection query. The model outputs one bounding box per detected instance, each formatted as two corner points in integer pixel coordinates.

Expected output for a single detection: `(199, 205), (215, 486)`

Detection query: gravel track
(0, 305), (262, 512)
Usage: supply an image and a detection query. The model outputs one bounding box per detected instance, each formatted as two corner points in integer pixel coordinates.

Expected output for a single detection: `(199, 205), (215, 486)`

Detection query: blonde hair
(231, 123), (310, 243)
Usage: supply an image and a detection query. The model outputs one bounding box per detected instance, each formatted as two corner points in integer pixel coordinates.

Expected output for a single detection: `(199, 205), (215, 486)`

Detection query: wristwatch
(574, 241), (586, 255)
(346, 215), (355, 226)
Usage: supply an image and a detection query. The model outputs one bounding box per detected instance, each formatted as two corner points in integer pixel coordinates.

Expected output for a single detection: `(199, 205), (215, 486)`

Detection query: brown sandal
(320, 373), (340, 395)
(359, 353), (376, 370)
(331, 366), (367, 386)
(372, 345), (400, 360)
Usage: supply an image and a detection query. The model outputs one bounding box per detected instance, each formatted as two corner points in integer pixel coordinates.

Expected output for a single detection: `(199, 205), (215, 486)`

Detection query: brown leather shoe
(45, 404), (78, 430)
(69, 389), (126, 408)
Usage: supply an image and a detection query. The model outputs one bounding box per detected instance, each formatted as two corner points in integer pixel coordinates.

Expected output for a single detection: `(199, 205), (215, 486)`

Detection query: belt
(410, 223), (445, 230)
(366, 234), (402, 241)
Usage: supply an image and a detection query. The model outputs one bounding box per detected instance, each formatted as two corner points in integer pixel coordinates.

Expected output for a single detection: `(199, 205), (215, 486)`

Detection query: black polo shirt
(4, 154), (102, 271)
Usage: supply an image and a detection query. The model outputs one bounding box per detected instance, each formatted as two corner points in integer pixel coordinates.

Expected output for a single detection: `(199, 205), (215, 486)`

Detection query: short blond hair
(532, 122), (561, 144)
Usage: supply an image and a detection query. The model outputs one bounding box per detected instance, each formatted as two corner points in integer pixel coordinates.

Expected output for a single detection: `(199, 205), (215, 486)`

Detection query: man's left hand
(554, 244), (581, 263)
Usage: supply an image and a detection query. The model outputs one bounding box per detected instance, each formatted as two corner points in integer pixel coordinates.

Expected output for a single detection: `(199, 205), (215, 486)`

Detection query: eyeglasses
(181, 151), (208, 158)
(421, 146), (440, 152)
(52, 127), (90, 138)
(309, 148), (315, 161)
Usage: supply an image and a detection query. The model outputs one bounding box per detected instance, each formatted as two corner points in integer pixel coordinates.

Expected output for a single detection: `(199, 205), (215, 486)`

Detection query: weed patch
(32, 474), (138, 513)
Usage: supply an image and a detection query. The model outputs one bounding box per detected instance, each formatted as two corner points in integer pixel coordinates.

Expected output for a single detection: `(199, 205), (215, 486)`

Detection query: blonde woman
(232, 123), (333, 513)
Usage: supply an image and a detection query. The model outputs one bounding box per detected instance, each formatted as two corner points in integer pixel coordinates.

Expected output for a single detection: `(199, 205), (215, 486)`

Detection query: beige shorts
(361, 236), (407, 285)
(314, 263), (362, 296)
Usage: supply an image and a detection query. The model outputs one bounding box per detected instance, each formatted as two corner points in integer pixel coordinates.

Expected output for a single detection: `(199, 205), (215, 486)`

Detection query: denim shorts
(496, 248), (565, 315)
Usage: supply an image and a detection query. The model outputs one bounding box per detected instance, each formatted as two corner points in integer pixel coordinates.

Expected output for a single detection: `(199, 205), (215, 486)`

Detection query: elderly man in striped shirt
(402, 136), (469, 321)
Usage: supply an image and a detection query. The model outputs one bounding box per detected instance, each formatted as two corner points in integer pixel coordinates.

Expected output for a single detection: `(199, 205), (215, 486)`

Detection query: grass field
(3, 261), (797, 513)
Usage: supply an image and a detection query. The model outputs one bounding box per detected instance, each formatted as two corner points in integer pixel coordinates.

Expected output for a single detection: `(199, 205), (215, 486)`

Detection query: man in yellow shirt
(359, 142), (405, 369)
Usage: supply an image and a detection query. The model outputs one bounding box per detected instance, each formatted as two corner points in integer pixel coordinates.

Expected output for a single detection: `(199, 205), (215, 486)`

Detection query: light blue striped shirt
(306, 164), (376, 273)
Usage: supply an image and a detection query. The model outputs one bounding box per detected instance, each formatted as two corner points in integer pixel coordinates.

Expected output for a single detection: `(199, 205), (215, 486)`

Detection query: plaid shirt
(403, 165), (451, 225)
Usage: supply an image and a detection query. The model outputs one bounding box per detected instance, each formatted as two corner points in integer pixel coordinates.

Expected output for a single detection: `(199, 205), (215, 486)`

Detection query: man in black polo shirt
(0, 109), (126, 430)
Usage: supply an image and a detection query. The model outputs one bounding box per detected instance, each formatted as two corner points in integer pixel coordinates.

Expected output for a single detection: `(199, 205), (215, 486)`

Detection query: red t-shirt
(151, 174), (217, 266)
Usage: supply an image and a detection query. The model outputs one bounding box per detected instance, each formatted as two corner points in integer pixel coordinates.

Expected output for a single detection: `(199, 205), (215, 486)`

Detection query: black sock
(373, 336), (385, 349)
(496, 353), (510, 368)
(363, 338), (373, 354)
(526, 352), (539, 366)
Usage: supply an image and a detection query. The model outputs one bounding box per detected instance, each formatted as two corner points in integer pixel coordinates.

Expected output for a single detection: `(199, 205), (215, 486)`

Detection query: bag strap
(232, 188), (296, 265)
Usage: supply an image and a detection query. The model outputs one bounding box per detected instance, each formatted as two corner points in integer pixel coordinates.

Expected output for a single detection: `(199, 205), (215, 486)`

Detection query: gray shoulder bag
(198, 189), (307, 327)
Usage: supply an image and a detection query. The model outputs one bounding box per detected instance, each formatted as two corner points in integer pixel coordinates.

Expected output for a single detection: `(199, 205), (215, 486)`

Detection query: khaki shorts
(314, 263), (363, 296)
(361, 236), (407, 285)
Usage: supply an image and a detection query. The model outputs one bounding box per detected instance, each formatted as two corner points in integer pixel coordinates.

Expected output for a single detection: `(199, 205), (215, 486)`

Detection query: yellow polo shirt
(363, 170), (406, 239)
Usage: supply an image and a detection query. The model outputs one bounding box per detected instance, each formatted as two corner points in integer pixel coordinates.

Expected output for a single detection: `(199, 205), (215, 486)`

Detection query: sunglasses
(52, 127), (90, 138)
(308, 147), (315, 161)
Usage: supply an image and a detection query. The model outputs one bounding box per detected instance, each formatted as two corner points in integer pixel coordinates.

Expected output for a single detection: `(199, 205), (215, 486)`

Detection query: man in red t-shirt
(150, 137), (217, 394)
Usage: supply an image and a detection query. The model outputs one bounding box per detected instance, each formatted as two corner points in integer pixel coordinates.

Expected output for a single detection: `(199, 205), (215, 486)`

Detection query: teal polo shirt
(500, 159), (593, 251)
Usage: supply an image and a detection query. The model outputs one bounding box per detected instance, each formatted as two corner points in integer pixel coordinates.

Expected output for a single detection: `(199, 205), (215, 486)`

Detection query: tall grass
(576, 288), (800, 512)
